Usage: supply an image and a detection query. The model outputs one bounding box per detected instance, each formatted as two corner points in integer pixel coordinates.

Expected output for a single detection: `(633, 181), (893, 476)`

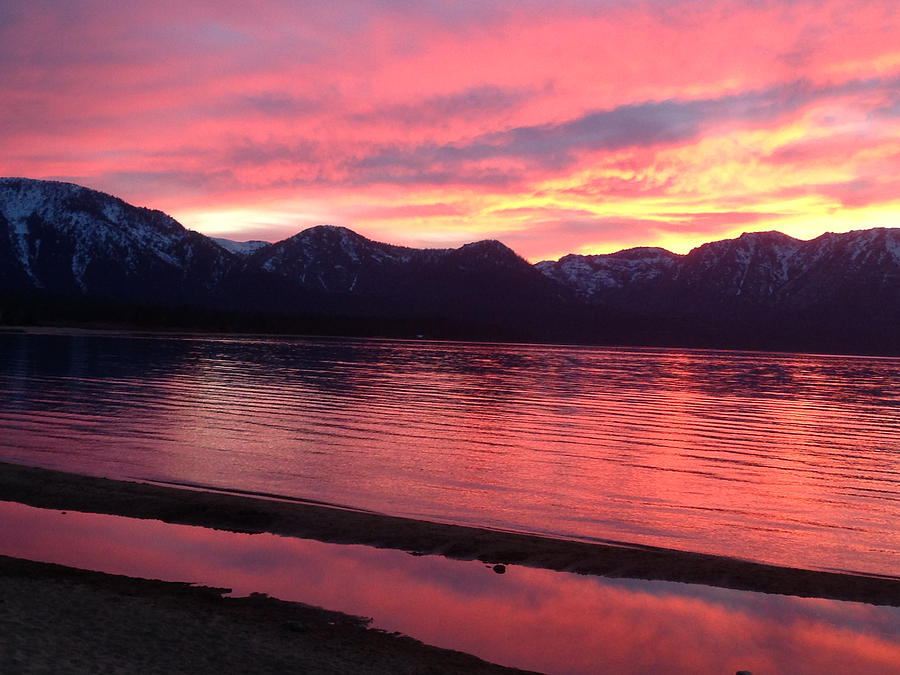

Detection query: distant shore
(4, 322), (900, 358)
(1, 460), (898, 607)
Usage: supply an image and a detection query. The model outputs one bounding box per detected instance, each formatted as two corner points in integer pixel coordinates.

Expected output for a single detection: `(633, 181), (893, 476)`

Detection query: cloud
(480, 205), (791, 261)
(352, 96), (708, 177)
(347, 165), (522, 188)
(93, 169), (240, 205)
(348, 202), (465, 220)
(659, 211), (786, 230)
(499, 214), (673, 260)
(774, 178), (900, 209)
(5, 0), (900, 260)
(349, 77), (899, 188)
(765, 134), (871, 166)
(231, 92), (325, 118)
(561, 172), (678, 201)
(351, 85), (541, 126)
(225, 140), (320, 167)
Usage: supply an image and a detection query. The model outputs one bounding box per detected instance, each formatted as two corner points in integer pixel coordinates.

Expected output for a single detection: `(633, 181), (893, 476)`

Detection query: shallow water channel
(1, 500), (897, 675)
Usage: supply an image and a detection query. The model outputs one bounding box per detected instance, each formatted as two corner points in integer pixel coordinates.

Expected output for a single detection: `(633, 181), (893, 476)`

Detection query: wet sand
(0, 555), (533, 674)
(1, 461), (898, 607)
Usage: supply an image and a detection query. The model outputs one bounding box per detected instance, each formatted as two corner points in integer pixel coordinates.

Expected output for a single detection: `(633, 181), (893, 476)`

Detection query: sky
(3, 0), (900, 261)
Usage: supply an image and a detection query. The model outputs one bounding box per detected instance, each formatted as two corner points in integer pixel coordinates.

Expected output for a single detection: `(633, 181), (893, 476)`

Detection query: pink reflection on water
(1, 501), (898, 675)
(4, 336), (899, 578)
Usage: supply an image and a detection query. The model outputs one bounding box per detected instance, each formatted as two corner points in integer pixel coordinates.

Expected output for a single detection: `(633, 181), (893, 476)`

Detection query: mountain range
(2, 177), (899, 354)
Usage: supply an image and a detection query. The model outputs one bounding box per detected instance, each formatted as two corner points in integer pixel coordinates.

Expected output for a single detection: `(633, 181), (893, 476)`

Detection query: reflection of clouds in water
(1, 501), (898, 675)
(1, 332), (898, 577)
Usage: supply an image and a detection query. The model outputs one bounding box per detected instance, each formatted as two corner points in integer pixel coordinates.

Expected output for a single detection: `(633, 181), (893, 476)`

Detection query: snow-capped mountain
(536, 246), (680, 305)
(674, 231), (805, 305)
(0, 179), (569, 330)
(538, 228), (900, 315)
(0, 178), (233, 304)
(2, 177), (898, 353)
(245, 225), (544, 294)
(536, 227), (900, 352)
(248, 225), (418, 293)
(238, 225), (571, 323)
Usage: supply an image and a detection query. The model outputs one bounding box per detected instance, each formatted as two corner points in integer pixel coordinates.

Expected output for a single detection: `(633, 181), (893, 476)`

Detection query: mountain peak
(297, 224), (359, 238)
(602, 246), (680, 261)
(737, 230), (798, 241)
(0, 177), (230, 300)
(450, 239), (529, 274)
(458, 239), (516, 254)
(690, 230), (801, 255)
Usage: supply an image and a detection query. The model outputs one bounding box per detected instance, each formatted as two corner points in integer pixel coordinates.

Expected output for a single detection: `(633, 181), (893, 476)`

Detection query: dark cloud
(351, 89), (759, 182)
(349, 166), (521, 188)
(226, 140), (320, 166)
(869, 95), (900, 119)
(351, 84), (541, 126)
(349, 75), (900, 187)
(232, 92), (325, 117)
(369, 0), (630, 27)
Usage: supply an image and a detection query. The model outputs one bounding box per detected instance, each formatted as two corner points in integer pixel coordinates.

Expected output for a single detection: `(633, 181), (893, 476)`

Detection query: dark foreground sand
(0, 555), (534, 674)
(1, 461), (898, 607)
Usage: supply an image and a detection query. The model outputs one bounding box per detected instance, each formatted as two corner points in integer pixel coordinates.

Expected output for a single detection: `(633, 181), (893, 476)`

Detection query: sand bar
(1, 460), (898, 606)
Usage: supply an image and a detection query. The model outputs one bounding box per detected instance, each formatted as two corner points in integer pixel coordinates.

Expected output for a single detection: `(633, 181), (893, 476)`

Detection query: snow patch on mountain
(254, 225), (419, 288)
(0, 178), (236, 297)
(1, 179), (182, 278)
(885, 229), (900, 264)
(212, 237), (270, 256)
(536, 228), (900, 310)
(536, 247), (680, 297)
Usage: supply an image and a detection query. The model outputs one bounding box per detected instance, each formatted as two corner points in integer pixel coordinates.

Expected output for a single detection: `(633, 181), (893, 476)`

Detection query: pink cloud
(3, 1), (900, 258)
(346, 202), (466, 221)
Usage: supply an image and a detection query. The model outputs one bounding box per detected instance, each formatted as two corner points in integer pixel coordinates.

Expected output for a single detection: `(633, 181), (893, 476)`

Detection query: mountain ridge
(2, 177), (899, 354)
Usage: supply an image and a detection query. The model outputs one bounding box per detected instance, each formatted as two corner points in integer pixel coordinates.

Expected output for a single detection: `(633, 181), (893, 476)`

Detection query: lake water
(1, 330), (898, 577)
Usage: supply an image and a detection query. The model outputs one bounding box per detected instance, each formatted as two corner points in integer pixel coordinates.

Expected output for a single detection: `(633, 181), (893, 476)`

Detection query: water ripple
(1, 333), (898, 576)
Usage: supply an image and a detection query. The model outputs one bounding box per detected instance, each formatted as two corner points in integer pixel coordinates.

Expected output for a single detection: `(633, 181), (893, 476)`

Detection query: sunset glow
(4, 0), (900, 260)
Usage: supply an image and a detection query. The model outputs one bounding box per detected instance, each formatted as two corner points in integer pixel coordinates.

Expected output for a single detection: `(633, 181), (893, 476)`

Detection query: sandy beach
(1, 461), (898, 607)
(0, 555), (535, 674)
(1, 461), (899, 673)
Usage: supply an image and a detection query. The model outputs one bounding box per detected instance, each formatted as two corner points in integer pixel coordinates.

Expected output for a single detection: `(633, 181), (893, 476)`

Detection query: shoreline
(5, 324), (900, 360)
(2, 460), (898, 606)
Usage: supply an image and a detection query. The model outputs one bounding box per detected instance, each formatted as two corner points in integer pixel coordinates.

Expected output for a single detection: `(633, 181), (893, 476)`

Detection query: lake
(1, 330), (898, 577)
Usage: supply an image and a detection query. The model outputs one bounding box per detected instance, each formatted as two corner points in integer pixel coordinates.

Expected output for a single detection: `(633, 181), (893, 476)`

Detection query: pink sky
(3, 0), (900, 261)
